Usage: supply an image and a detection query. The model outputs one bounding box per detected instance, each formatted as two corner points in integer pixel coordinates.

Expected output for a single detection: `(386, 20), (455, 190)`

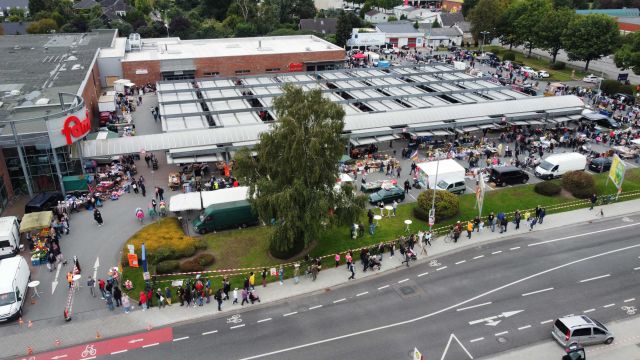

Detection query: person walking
(529, 215), (538, 231)
(293, 263), (300, 284)
(156, 288), (165, 309)
(241, 288), (249, 306)
(232, 288), (239, 304)
(165, 287), (172, 306)
(466, 220), (473, 239)
(113, 286), (122, 307)
(139, 291), (147, 311)
(500, 216), (508, 233)
(539, 208), (546, 224)
(131, 180), (139, 194)
(87, 276), (96, 297)
(215, 289), (223, 311)
(105, 291), (115, 311)
(473, 216), (481, 232)
(278, 266), (284, 285)
(98, 278), (106, 299)
(590, 194), (597, 210)
(223, 277), (231, 300)
(122, 294), (132, 313)
(140, 181), (146, 197)
(311, 263), (319, 281)
(261, 268), (267, 287)
(514, 210), (521, 230)
(334, 253), (340, 267)
(348, 262), (355, 280)
(401, 250), (411, 267)
(249, 272), (255, 290)
(392, 200), (398, 216)
(93, 209), (103, 227)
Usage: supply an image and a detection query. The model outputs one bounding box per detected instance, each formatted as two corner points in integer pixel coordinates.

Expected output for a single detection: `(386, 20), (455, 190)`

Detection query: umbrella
(352, 53), (366, 59)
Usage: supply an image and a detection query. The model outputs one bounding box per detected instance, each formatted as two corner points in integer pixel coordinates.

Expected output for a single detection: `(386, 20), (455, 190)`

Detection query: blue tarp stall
(377, 60), (390, 68)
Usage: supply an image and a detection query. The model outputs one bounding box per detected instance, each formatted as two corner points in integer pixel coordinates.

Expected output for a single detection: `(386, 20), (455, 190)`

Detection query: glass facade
(0, 176), (8, 214)
(3, 145), (81, 195)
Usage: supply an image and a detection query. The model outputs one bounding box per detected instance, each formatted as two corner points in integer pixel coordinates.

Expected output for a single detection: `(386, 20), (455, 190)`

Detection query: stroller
(135, 208), (145, 223)
(406, 248), (417, 261)
(152, 158), (158, 170)
(249, 290), (261, 304)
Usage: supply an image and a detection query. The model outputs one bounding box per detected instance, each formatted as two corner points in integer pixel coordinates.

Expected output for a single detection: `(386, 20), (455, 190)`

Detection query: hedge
(415, 190), (459, 221)
(562, 171), (595, 199)
(549, 61), (565, 70)
(534, 181), (561, 196)
(502, 51), (516, 61)
(156, 260), (180, 275)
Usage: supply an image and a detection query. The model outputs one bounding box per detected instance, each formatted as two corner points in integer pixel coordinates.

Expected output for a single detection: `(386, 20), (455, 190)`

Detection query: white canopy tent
(201, 186), (250, 208)
(169, 192), (202, 212)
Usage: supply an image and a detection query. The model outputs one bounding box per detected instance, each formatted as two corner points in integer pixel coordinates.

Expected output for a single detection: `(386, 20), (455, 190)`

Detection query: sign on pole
(608, 154), (626, 192)
(428, 208), (435, 227)
(475, 173), (486, 217)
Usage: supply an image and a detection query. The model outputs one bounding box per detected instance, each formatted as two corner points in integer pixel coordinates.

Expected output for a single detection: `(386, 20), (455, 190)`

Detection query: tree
(413, 20), (419, 29)
(536, 7), (574, 63)
(513, 0), (552, 56)
(335, 10), (352, 47)
(562, 14), (620, 71)
(360, 1), (373, 19)
(469, 0), (506, 43)
(614, 31), (640, 75)
(112, 20), (134, 37)
(29, 0), (51, 16)
(169, 15), (194, 39)
(462, 0), (479, 16)
(234, 85), (364, 258)
(431, 18), (441, 28)
(202, 0), (234, 21)
(88, 18), (106, 30)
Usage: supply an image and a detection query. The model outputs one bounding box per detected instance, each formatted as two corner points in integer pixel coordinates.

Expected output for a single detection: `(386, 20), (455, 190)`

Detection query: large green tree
(535, 7), (574, 63)
(614, 31), (640, 75)
(562, 14), (620, 71)
(469, 0), (507, 42)
(514, 0), (552, 56)
(234, 85), (365, 258)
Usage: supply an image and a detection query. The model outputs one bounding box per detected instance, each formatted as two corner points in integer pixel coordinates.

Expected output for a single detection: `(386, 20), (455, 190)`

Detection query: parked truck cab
(192, 200), (259, 234)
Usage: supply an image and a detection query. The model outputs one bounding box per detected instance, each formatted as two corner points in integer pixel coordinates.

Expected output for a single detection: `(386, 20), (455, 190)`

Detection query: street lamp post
(480, 31), (489, 55)
(429, 156), (440, 233)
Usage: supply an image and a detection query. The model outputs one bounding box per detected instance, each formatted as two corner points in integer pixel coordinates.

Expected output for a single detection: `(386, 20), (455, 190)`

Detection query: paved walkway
(3, 198), (640, 358)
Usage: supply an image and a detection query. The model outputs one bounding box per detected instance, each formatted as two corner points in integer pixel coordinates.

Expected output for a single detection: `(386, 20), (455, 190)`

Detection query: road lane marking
(173, 337), (189, 342)
(333, 298), (346, 304)
(522, 287), (554, 297)
(202, 330), (218, 335)
(491, 251), (503, 255)
(518, 325), (532, 330)
(510, 247), (521, 251)
(436, 266), (448, 271)
(457, 302), (492, 312)
(398, 278), (409, 284)
(579, 274), (611, 283)
(309, 305), (323, 310)
(356, 291), (368, 297)
(378, 285), (389, 290)
(230, 324), (245, 329)
(257, 318), (272, 323)
(603, 303), (615, 308)
(564, 314), (575, 317)
(624, 298), (635, 303)
(583, 309), (595, 313)
(540, 319), (554, 325)
(473, 255), (485, 260)
(634, 267), (640, 271)
(236, 242), (640, 360)
(495, 331), (509, 336)
(111, 350), (127, 355)
(142, 343), (159, 348)
(470, 337), (485, 343)
(455, 260), (466, 265)
(529, 223), (640, 247)
(283, 312), (298, 317)
(417, 272), (429, 277)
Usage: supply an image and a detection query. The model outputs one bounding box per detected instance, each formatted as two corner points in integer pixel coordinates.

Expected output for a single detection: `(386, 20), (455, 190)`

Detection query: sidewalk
(4, 198), (640, 358)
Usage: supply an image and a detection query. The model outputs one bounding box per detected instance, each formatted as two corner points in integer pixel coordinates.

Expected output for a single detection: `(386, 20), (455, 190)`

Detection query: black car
(589, 157), (612, 173)
(368, 186), (405, 204)
(25, 192), (64, 213)
(489, 167), (529, 186)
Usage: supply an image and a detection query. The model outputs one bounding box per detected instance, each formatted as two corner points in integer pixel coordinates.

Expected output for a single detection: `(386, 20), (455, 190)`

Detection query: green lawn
(121, 168), (640, 298)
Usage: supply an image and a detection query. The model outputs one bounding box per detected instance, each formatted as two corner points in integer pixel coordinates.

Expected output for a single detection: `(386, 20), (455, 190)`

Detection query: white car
(521, 66), (536, 76)
(537, 70), (550, 78)
(583, 74), (603, 83)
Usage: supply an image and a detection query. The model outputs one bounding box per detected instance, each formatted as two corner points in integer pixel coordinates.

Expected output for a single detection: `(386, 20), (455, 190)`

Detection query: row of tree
(469, 0), (620, 71)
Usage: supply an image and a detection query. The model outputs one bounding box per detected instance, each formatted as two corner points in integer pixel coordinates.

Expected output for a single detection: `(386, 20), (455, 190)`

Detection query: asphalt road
(99, 213), (640, 360)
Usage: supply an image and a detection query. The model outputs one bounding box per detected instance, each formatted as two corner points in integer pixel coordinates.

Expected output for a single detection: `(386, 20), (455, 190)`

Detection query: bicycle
(442, 230), (454, 243)
(597, 194), (615, 206)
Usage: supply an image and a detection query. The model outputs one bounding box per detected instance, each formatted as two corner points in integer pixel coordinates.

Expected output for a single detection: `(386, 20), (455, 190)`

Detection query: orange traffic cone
(96, 331), (101, 339)
(26, 347), (33, 355)
(28, 320), (33, 328)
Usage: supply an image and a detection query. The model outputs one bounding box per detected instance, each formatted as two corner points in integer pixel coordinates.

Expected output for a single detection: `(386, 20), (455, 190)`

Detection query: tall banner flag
(475, 173), (486, 217)
(608, 154), (625, 193)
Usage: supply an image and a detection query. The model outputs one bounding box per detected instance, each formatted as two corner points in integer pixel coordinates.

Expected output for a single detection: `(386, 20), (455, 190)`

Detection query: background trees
(535, 7), (574, 62)
(469, 0), (507, 44)
(614, 32), (640, 75)
(562, 14), (620, 71)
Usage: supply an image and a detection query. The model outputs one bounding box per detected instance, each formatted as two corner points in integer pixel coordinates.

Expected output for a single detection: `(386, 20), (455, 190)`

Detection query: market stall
(19, 211), (53, 266)
(169, 192), (203, 212)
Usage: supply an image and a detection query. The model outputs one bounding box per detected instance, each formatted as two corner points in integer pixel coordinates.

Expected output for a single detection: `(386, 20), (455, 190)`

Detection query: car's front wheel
(604, 337), (614, 345)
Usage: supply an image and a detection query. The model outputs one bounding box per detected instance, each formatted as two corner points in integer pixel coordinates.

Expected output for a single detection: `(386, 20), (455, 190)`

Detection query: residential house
(423, 26), (463, 47)
(0, 0), (29, 17)
(365, 10), (389, 24)
(73, 0), (99, 12)
(375, 21), (423, 48)
(406, 8), (438, 22)
(393, 5), (415, 19)
(455, 21), (472, 44)
(299, 18), (337, 35)
(100, 0), (128, 19)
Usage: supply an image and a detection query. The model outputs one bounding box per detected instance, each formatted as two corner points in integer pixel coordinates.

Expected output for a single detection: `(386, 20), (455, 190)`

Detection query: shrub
(600, 80), (635, 97)
(561, 171), (595, 199)
(549, 61), (565, 70)
(179, 259), (205, 272)
(415, 190), (459, 221)
(502, 51), (516, 61)
(193, 253), (215, 267)
(534, 181), (561, 196)
(156, 260), (180, 275)
(124, 218), (202, 264)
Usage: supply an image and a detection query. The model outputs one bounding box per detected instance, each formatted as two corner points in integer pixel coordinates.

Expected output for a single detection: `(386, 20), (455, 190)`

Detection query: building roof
(299, 18), (337, 34)
(375, 22), (421, 34)
(1, 21), (29, 35)
(439, 12), (464, 26)
(100, 0), (129, 19)
(0, 30), (117, 124)
(0, 0), (28, 8)
(455, 21), (471, 32)
(429, 27), (463, 37)
(576, 8), (639, 17)
(122, 35), (344, 62)
(73, 0), (99, 10)
(617, 16), (640, 25)
(365, 10), (380, 16)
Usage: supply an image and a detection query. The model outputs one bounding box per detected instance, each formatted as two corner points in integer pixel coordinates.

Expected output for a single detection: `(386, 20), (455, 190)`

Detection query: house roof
(365, 10), (380, 16)
(456, 21), (471, 32)
(100, 0), (129, 19)
(73, 0), (99, 10)
(429, 27), (463, 37)
(376, 21), (421, 34)
(439, 12), (464, 27)
(299, 18), (337, 33)
(0, 0), (28, 8)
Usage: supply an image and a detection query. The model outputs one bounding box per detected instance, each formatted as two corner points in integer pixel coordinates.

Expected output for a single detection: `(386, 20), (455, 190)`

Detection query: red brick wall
(122, 50), (346, 83)
(80, 60), (103, 129)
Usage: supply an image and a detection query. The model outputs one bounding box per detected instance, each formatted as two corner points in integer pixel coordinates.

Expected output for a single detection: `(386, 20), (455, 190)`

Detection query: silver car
(551, 315), (614, 347)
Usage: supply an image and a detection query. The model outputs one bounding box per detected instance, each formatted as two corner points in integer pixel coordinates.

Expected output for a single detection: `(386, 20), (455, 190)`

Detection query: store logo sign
(61, 109), (90, 145)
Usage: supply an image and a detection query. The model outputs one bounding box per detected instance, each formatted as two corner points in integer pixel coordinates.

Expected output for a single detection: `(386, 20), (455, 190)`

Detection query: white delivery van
(0, 256), (30, 321)
(0, 216), (21, 259)
(416, 159), (467, 193)
(535, 152), (587, 180)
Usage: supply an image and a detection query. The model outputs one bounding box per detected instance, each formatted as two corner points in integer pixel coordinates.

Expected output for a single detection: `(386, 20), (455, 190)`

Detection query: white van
(0, 256), (30, 321)
(0, 216), (21, 259)
(535, 152), (587, 180)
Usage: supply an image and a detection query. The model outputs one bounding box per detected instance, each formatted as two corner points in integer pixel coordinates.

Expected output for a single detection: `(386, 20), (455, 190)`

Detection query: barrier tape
(151, 190), (640, 279)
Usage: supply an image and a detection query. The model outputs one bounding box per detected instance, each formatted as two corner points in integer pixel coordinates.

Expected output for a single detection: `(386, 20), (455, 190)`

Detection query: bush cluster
(561, 171), (595, 199)
(414, 190), (459, 221)
(502, 51), (516, 61)
(155, 260), (180, 275)
(534, 181), (562, 196)
(549, 61), (566, 70)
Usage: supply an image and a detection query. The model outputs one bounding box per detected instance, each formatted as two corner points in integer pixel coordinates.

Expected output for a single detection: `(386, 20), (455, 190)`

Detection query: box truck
(0, 217), (21, 260)
(535, 152), (587, 180)
(191, 187), (259, 234)
(0, 256), (30, 321)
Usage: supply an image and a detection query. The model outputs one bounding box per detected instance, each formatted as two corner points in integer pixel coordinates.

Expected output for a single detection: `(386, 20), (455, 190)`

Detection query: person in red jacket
(139, 291), (147, 311)
(98, 278), (106, 299)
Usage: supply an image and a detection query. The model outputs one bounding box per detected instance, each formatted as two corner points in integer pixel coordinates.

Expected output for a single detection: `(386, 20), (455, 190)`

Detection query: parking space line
(518, 325), (532, 330)
(495, 331), (509, 336)
(624, 298), (635, 303)
(398, 278), (409, 284)
(603, 303), (615, 308)
(417, 272), (429, 277)
(583, 309), (595, 313)
(202, 330), (218, 335)
(470, 337), (485, 343)
(540, 319), (554, 325)
(283, 311), (299, 317)
(378, 285), (390, 290)
(173, 336), (189, 342)
(455, 260), (466, 265)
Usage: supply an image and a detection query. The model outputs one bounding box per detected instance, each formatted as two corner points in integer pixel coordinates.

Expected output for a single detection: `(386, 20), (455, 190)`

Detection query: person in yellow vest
(466, 221), (474, 239)
(249, 272), (255, 290)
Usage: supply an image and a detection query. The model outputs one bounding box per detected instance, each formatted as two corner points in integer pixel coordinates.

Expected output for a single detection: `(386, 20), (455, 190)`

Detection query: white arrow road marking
(440, 333), (474, 360)
(51, 355), (67, 359)
(128, 339), (144, 344)
(52, 262), (61, 295)
(468, 310), (524, 326)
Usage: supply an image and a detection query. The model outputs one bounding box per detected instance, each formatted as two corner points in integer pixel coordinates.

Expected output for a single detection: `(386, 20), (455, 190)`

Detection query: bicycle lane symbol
(227, 314), (242, 324)
(621, 306), (637, 315)
(429, 260), (441, 267)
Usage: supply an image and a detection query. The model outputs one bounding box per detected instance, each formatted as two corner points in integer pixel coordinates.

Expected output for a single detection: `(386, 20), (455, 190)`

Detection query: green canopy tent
(19, 211), (53, 233)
